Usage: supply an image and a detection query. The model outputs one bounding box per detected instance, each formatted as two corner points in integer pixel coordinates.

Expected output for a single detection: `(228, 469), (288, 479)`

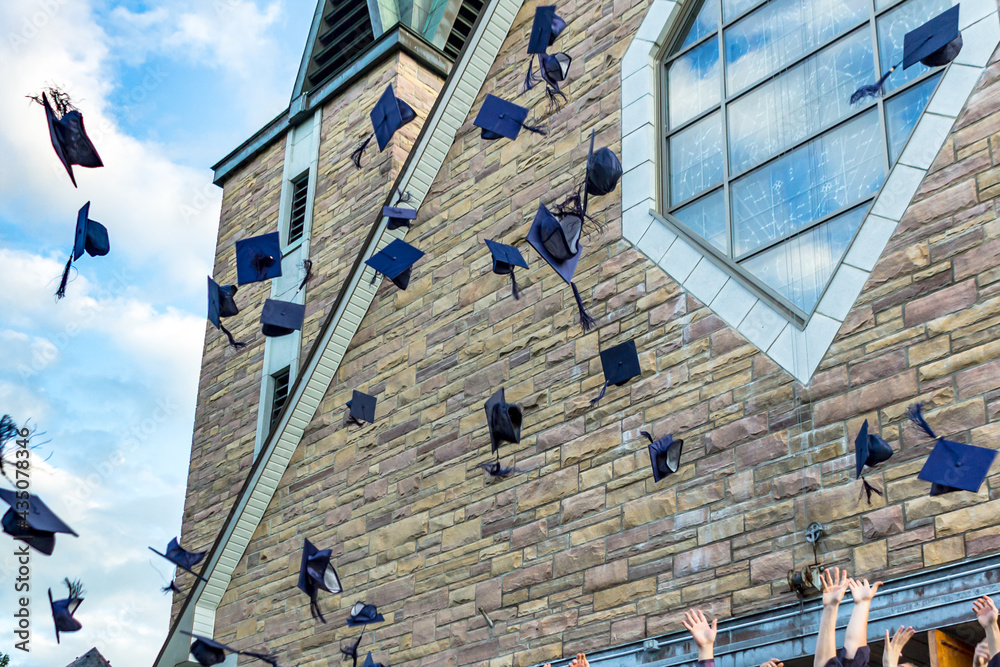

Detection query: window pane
(741, 205), (867, 312)
(724, 0), (870, 94)
(668, 38), (721, 128)
(673, 189), (728, 253)
(723, 0), (761, 22)
(728, 28), (874, 175)
(886, 72), (942, 163)
(679, 0), (719, 51)
(731, 109), (885, 256)
(876, 0), (953, 93)
(670, 111), (724, 205)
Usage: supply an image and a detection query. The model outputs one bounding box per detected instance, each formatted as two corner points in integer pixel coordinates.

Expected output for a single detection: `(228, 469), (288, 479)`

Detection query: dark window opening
(304, 0), (376, 91)
(288, 172), (309, 245)
(443, 0), (486, 59)
(269, 367), (291, 435)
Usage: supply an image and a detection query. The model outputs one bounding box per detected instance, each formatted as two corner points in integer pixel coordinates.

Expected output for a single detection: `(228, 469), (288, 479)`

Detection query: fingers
(698, 609), (708, 624)
(711, 618), (718, 632)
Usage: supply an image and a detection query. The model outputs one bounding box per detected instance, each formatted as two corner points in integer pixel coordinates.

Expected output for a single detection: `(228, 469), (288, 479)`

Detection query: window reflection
(673, 189), (728, 253)
(876, 0), (952, 93)
(668, 38), (721, 128)
(670, 111), (725, 204)
(679, 0), (719, 50)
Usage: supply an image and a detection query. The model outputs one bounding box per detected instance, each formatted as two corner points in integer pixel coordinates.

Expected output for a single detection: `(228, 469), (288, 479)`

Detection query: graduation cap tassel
(571, 282), (596, 332)
(544, 84), (567, 112)
(162, 581), (182, 595)
(510, 271), (520, 300)
(850, 64), (899, 105)
(55, 256), (73, 300)
(591, 381), (608, 406)
(299, 259), (313, 292)
(523, 56), (541, 93)
(640, 431), (654, 444)
(309, 593), (327, 624)
(518, 119), (547, 136)
(860, 478), (884, 506)
(351, 132), (375, 169)
(219, 324), (247, 350)
(907, 403), (938, 440)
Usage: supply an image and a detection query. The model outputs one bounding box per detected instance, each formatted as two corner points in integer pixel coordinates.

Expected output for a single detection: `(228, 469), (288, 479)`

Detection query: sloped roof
(66, 648), (111, 667)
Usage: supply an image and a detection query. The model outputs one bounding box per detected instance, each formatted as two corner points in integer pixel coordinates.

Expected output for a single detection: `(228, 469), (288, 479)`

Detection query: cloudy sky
(0, 0), (316, 664)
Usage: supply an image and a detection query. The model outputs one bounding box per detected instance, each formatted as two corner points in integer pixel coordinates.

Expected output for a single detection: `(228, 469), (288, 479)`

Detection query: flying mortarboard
(527, 202), (596, 331)
(909, 403), (997, 495)
(181, 631), (280, 667)
(0, 488), (78, 555)
(383, 205), (418, 231)
(365, 238), (424, 291)
(55, 202), (110, 300)
(235, 232), (283, 285)
(485, 239), (528, 300)
(347, 601), (385, 626)
(346, 390), (377, 427)
(351, 84), (418, 168)
(854, 419), (894, 504)
(474, 94), (546, 141)
(362, 651), (389, 667)
(38, 90), (103, 188)
(477, 459), (531, 479)
(592, 340), (641, 405)
(527, 6), (565, 54)
(149, 537), (208, 582)
(584, 130), (622, 214)
(642, 430), (683, 482)
(261, 299), (305, 337)
(484, 388), (523, 455)
(851, 5), (962, 104)
(207, 277), (245, 349)
(49, 578), (84, 644)
(523, 7), (571, 102)
(298, 537), (343, 623)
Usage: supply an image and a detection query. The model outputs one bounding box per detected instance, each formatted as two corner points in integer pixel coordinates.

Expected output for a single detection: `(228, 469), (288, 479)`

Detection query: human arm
(815, 567), (851, 667)
(974, 597), (1000, 660)
(882, 626), (914, 667)
(844, 577), (882, 659)
(683, 609), (718, 662)
(975, 640), (990, 667)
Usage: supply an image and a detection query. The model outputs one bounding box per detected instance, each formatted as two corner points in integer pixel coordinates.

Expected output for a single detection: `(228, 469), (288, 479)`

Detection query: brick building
(153, 0), (1000, 665)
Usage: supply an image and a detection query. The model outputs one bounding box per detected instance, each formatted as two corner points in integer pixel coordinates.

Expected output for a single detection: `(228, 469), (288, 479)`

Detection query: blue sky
(0, 1), (316, 664)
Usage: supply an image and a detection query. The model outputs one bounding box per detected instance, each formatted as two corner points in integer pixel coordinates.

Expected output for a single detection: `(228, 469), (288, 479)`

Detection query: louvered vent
(305, 0), (376, 92)
(287, 173), (309, 244)
(269, 367), (291, 435)
(443, 0), (485, 59)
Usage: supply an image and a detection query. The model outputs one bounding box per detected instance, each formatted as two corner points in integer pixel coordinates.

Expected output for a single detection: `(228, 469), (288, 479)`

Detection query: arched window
(660, 0), (949, 323)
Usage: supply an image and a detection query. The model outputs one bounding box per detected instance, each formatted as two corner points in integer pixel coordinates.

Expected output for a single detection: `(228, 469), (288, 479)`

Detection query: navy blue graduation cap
(149, 537), (208, 582)
(383, 205), (417, 231)
(261, 299), (305, 337)
(584, 130), (622, 214)
(855, 419), (894, 504)
(49, 578), (84, 644)
(0, 488), (78, 555)
(207, 277), (245, 349)
(642, 430), (683, 482)
(351, 84), (417, 168)
(474, 94), (546, 141)
(528, 6), (562, 54)
(36, 89), (103, 188)
(852, 5), (962, 104)
(55, 202), (110, 300)
(346, 390), (377, 427)
(484, 388), (523, 455)
(524, 7), (571, 102)
(909, 403), (997, 495)
(592, 340), (641, 405)
(347, 601), (385, 626)
(181, 631), (279, 667)
(365, 238), (423, 290)
(527, 202), (595, 331)
(235, 232), (282, 285)
(362, 651), (389, 667)
(298, 537), (343, 623)
(485, 239), (528, 300)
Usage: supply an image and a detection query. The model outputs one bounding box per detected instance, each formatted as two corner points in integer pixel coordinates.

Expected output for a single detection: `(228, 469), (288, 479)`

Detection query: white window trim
(620, 0), (999, 384)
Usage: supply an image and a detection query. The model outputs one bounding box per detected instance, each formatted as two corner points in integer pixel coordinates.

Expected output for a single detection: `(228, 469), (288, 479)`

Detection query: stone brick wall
(195, 1), (1000, 666)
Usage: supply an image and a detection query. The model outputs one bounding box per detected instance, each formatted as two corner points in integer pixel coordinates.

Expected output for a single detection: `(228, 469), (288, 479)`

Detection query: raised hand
(974, 640), (990, 667)
(882, 626), (914, 667)
(568, 654), (589, 667)
(821, 566), (851, 608)
(975, 596), (999, 629)
(848, 577), (883, 604)
(761, 660), (784, 667)
(683, 609), (718, 660)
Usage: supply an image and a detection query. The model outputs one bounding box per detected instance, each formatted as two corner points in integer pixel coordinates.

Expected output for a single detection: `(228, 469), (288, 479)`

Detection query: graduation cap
(851, 5), (962, 104)
(297, 537), (343, 623)
(207, 277), (245, 349)
(55, 202), (110, 300)
(235, 232), (283, 285)
(854, 419), (894, 504)
(642, 430), (683, 482)
(485, 239), (528, 300)
(347, 601), (385, 626)
(341, 634), (365, 667)
(477, 458), (531, 479)
(181, 631), (279, 667)
(527, 202), (596, 331)
(0, 415), (20, 478)
(351, 84), (417, 168)
(909, 403), (997, 495)
(0, 488), (78, 555)
(49, 578), (84, 644)
(527, 6), (566, 54)
(584, 130), (622, 214)
(383, 205), (417, 231)
(346, 390), (377, 427)
(365, 238), (423, 291)
(149, 537), (208, 582)
(484, 388), (523, 455)
(592, 340), (641, 405)
(474, 94), (546, 141)
(36, 90), (103, 188)
(362, 651), (389, 667)
(261, 298), (305, 337)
